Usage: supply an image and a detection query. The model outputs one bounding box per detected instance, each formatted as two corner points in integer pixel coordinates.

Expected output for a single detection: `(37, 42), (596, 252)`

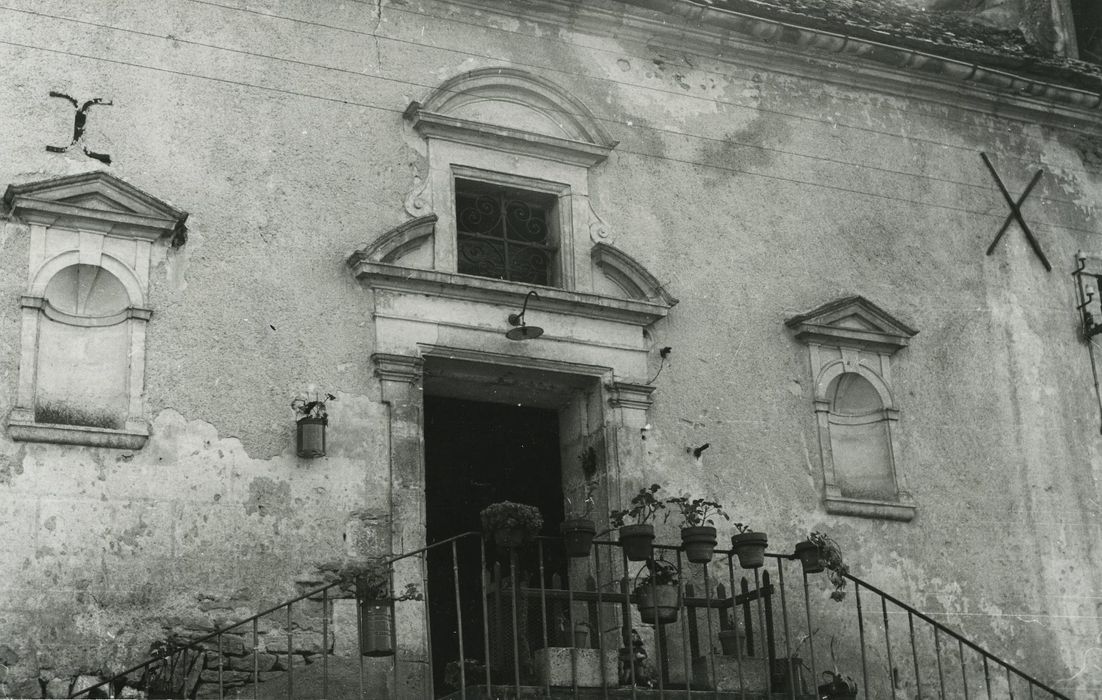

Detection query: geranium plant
(665, 496), (730, 528)
(609, 484), (666, 527)
(291, 392), (336, 421)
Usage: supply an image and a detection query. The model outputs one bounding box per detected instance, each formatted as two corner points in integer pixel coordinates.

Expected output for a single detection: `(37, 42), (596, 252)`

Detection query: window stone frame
(787, 296), (918, 521)
(3, 172), (187, 449)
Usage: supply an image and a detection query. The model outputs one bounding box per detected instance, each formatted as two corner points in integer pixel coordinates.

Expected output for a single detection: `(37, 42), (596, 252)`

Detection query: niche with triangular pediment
(3, 171), (188, 449)
(787, 296), (918, 521)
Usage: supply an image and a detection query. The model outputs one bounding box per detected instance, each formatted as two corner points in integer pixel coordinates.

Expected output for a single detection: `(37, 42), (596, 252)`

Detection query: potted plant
(480, 501), (543, 549)
(609, 484), (666, 562)
(665, 495), (730, 563)
(632, 559), (680, 624)
(338, 557), (423, 657)
(561, 477), (599, 557)
(794, 538), (824, 573)
(808, 531), (849, 601)
(817, 637), (858, 699)
(291, 392), (335, 458)
(731, 522), (768, 569)
(717, 624), (744, 657)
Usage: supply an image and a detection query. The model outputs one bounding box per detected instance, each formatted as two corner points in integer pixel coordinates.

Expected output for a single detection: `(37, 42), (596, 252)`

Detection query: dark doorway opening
(423, 395), (565, 696)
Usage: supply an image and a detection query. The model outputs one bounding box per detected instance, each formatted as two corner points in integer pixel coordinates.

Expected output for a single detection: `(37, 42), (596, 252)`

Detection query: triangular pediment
(786, 296), (917, 353)
(4, 171), (188, 241)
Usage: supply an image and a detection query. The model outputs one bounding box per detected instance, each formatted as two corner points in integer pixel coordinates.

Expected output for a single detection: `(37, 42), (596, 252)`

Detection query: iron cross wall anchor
(980, 152), (1050, 272)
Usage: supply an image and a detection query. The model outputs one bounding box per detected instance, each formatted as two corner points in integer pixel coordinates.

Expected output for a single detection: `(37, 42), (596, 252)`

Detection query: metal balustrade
(70, 534), (1069, 699)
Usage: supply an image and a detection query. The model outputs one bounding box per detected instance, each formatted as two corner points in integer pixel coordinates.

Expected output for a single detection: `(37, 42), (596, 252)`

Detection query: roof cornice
(435, 0), (1102, 132)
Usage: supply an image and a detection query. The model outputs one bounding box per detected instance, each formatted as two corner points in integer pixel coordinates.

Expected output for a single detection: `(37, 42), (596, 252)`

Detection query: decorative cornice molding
(21, 296), (153, 327)
(404, 107), (615, 168)
(372, 353), (425, 384)
(348, 260), (673, 327)
(607, 381), (656, 410)
(437, 0), (1102, 130)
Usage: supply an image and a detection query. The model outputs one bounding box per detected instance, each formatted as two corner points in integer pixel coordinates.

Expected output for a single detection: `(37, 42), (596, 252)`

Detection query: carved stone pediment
(4, 171), (188, 241)
(786, 296), (917, 353)
(404, 67), (618, 167)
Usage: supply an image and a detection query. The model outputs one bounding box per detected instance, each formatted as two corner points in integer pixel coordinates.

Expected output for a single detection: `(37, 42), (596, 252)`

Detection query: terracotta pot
(680, 526), (717, 563)
(635, 582), (679, 624)
(619, 523), (655, 562)
(794, 540), (824, 573)
(731, 531), (768, 569)
(561, 518), (597, 558)
(359, 601), (395, 657)
(296, 416), (326, 458)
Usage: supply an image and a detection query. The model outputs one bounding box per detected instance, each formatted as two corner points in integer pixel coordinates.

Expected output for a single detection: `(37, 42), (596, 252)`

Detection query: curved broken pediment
(350, 214), (438, 266)
(591, 243), (678, 307)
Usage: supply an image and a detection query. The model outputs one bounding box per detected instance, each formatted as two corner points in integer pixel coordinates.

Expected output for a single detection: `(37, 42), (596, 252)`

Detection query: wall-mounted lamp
(506, 290), (544, 341)
(1073, 251), (1102, 339)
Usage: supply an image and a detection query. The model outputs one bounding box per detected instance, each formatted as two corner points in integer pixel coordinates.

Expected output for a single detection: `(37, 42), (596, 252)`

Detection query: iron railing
(70, 532), (1070, 699)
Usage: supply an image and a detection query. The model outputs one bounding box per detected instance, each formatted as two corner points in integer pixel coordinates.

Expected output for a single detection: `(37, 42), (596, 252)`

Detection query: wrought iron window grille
(455, 180), (558, 286)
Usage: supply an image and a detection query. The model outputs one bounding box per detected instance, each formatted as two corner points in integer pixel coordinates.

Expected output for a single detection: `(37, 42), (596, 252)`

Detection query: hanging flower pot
(680, 525), (718, 563)
(295, 416), (327, 458)
(618, 523), (655, 562)
(636, 583), (679, 624)
(561, 518), (597, 558)
(291, 393), (335, 459)
(794, 539), (824, 573)
(359, 600), (395, 657)
(731, 529), (768, 569)
(632, 560), (680, 625)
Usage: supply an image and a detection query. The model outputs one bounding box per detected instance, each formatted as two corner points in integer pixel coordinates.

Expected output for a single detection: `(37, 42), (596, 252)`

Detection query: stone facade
(0, 0), (1100, 697)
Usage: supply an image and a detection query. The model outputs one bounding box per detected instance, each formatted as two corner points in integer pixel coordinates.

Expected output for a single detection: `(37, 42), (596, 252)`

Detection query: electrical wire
(6, 0), (1097, 188)
(0, 7), (1096, 231)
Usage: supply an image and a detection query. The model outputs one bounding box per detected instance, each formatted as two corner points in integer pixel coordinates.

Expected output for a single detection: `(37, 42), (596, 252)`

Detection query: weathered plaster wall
(0, 0), (1100, 695)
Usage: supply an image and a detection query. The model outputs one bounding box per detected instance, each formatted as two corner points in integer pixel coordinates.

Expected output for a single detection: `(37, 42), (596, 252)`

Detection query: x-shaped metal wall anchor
(45, 91), (113, 165)
(980, 152), (1050, 271)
